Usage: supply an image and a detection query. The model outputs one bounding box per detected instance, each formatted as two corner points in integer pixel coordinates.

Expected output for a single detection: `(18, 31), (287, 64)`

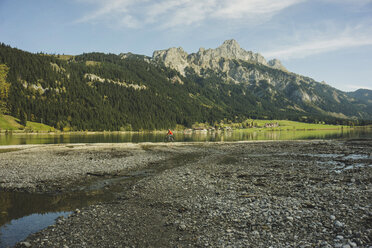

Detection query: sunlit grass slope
(255, 120), (346, 130)
(0, 115), (22, 130)
(0, 115), (54, 131)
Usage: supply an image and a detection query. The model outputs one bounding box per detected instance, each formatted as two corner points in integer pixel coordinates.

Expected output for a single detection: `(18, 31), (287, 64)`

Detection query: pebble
(179, 224), (187, 231)
(348, 241), (357, 247)
(334, 221), (344, 228)
(19, 242), (31, 247)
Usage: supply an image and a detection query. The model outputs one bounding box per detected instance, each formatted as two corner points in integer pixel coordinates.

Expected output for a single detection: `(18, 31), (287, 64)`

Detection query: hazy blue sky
(1, 0), (371, 91)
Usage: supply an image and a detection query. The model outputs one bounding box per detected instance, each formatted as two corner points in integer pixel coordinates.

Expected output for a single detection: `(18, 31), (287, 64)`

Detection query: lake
(1, 127), (372, 146)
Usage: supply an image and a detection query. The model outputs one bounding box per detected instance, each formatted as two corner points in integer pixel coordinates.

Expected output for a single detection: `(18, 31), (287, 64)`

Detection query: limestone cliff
(152, 39), (286, 78)
(267, 59), (287, 71)
(152, 47), (189, 75)
(152, 40), (336, 107)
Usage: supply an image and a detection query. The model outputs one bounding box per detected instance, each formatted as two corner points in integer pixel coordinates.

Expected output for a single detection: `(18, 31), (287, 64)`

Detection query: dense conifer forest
(0, 43), (371, 131)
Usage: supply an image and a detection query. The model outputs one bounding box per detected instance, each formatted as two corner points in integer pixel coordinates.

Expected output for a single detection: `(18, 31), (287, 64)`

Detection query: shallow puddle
(0, 189), (116, 248)
(302, 153), (344, 158)
(0, 152), (199, 247)
(0, 170), (152, 248)
(334, 163), (372, 174)
(0, 212), (71, 248)
(314, 152), (372, 174)
(343, 154), (370, 160)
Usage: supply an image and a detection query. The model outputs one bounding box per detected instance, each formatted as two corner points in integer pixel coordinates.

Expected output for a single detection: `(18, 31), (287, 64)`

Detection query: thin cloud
(320, 0), (372, 4)
(264, 35), (372, 59)
(75, 0), (138, 23)
(75, 0), (304, 28)
(156, 0), (216, 29)
(212, 0), (304, 19)
(263, 25), (372, 60)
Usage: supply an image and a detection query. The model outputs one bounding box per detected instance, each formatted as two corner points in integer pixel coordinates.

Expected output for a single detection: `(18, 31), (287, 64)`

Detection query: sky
(0, 0), (371, 92)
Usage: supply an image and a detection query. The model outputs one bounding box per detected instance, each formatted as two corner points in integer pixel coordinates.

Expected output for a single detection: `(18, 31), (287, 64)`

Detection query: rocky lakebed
(0, 140), (371, 247)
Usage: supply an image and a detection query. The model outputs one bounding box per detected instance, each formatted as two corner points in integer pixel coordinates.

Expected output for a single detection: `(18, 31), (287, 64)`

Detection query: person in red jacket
(167, 129), (173, 136)
(166, 129), (174, 141)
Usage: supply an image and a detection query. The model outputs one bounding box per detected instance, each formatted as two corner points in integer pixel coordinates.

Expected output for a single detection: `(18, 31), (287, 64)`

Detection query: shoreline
(0, 125), (363, 136)
(0, 140), (371, 247)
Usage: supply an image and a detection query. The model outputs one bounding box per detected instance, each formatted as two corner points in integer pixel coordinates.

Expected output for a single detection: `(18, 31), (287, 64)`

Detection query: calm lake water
(1, 127), (372, 145)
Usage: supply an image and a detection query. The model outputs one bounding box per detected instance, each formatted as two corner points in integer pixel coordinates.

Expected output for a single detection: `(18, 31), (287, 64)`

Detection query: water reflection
(0, 212), (70, 248)
(0, 163), (167, 247)
(0, 128), (371, 145)
(0, 190), (115, 228)
(0, 189), (116, 248)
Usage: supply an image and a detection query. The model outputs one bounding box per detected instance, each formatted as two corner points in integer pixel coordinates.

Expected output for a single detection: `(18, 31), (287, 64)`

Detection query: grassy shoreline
(1, 114), (370, 134)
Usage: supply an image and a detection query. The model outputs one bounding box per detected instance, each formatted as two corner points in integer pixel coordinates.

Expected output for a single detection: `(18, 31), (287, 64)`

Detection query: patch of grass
(241, 119), (347, 130)
(26, 121), (55, 132)
(0, 115), (55, 132)
(231, 128), (346, 140)
(275, 120), (345, 130)
(0, 115), (22, 130)
(55, 54), (74, 61)
(85, 61), (101, 66)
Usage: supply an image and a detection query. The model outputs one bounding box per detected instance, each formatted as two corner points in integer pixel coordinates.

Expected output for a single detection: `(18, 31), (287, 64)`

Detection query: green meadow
(0, 115), (54, 132)
(241, 119), (347, 130)
(0, 114), (353, 134)
(192, 119), (349, 131)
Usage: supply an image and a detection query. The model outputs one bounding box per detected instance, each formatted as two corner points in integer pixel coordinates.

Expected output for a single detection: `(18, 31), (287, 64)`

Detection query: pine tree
(0, 64), (10, 114)
(20, 110), (27, 126)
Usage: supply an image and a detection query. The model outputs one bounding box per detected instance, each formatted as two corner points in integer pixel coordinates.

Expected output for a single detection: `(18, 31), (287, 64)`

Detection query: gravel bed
(0, 143), (180, 192)
(2, 140), (371, 247)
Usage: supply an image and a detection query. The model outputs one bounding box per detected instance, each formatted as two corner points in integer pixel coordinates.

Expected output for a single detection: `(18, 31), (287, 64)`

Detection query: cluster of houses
(264, 122), (279, 128)
(185, 122), (279, 133)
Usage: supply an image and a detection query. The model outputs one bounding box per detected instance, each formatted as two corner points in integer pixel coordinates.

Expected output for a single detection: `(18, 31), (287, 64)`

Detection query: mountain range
(151, 39), (372, 119)
(0, 40), (371, 131)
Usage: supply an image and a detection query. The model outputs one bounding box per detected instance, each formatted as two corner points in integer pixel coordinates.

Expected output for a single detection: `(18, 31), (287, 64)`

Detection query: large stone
(334, 220), (344, 228)
(19, 242), (32, 247)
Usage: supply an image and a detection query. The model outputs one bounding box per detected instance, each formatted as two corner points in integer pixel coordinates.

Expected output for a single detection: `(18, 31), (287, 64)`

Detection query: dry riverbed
(0, 140), (371, 247)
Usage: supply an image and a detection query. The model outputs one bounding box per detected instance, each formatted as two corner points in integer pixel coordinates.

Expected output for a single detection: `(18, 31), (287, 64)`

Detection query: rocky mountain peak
(200, 39), (267, 65)
(268, 59), (287, 71)
(152, 39), (286, 76)
(218, 39), (241, 53)
(152, 47), (188, 75)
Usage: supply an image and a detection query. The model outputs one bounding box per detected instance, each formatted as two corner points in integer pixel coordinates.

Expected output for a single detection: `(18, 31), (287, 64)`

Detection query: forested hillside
(0, 43), (370, 131)
(0, 44), (227, 130)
